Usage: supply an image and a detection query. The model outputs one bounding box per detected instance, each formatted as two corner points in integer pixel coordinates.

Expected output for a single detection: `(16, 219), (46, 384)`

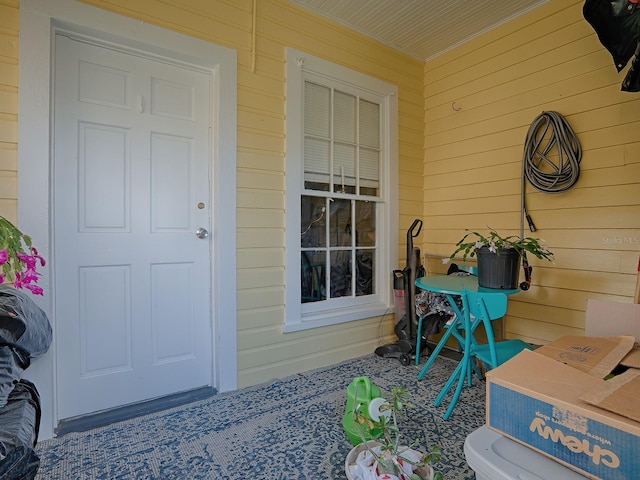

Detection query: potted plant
(446, 228), (553, 289)
(0, 216), (45, 295)
(345, 385), (443, 480)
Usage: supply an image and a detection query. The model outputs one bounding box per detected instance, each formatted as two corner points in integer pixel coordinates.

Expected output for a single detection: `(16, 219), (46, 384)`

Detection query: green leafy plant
(350, 385), (443, 480)
(447, 228), (554, 263)
(0, 216), (45, 295)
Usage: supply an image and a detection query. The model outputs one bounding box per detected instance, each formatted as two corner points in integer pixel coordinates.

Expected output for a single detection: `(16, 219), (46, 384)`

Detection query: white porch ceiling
(288, 0), (548, 61)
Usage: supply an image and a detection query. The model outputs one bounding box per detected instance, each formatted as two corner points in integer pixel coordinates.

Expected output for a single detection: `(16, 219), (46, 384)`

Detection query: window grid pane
(304, 82), (330, 138)
(359, 99), (380, 148)
(333, 143), (356, 193)
(304, 137), (330, 190)
(301, 250), (326, 303)
(334, 90), (356, 144)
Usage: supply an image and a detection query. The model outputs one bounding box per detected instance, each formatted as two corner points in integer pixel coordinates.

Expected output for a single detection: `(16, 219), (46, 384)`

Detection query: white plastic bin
(464, 426), (588, 480)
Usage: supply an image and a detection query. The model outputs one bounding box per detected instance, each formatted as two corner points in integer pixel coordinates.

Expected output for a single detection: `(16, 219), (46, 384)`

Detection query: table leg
(417, 293), (465, 381)
(416, 321), (455, 380)
(434, 294), (472, 420)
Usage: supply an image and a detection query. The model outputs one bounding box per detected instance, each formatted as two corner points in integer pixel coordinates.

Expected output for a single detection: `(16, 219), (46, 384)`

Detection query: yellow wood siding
(423, 0), (640, 345)
(14, 0), (637, 391)
(70, 0), (423, 387)
(0, 0), (18, 222)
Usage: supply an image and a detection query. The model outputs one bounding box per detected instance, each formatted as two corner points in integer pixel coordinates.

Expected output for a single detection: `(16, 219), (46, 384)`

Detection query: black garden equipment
(0, 286), (52, 480)
(375, 219), (427, 365)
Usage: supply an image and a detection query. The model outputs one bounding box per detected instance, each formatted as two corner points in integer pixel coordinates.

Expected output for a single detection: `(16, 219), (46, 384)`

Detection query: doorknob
(196, 227), (209, 239)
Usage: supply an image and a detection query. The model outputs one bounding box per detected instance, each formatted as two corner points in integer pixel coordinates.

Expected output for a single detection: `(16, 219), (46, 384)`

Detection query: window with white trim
(284, 47), (398, 332)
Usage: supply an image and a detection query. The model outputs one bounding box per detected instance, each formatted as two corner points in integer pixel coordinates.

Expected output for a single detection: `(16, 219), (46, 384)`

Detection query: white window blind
(303, 81), (380, 193)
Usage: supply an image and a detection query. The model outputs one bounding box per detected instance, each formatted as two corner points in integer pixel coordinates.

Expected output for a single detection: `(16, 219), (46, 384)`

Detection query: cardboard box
(581, 369), (640, 423)
(486, 348), (640, 480)
(534, 335), (635, 378)
(585, 299), (640, 342)
(584, 299), (640, 370)
(621, 348), (640, 369)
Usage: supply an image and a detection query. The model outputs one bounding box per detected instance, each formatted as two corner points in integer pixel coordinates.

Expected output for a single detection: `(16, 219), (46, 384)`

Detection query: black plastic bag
(0, 380), (41, 480)
(0, 447), (39, 480)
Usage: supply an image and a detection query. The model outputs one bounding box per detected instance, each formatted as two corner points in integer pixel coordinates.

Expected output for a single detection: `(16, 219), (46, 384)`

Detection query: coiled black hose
(522, 111), (582, 194)
(519, 111), (581, 290)
(521, 111), (582, 233)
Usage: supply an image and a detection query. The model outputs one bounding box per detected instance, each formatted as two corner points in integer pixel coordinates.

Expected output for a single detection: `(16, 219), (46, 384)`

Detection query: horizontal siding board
(237, 128), (283, 151)
(237, 188), (282, 209)
(236, 169), (283, 191)
(624, 142), (640, 164)
(238, 70), (283, 98)
(0, 143), (16, 171)
(0, 172), (16, 198)
(237, 317), (385, 366)
(236, 226), (283, 249)
(0, 117), (16, 143)
(0, 89), (17, 114)
(237, 285), (283, 311)
(237, 267), (284, 290)
(508, 316), (584, 345)
(236, 248), (284, 269)
(237, 89), (283, 117)
(238, 108), (284, 136)
(508, 300), (584, 329)
(0, 5), (18, 30)
(237, 209), (284, 229)
(237, 306), (285, 330)
(0, 62), (17, 86)
(0, 198), (16, 221)
(0, 32), (18, 59)
(237, 150), (283, 172)
(237, 340), (385, 388)
(424, 163), (640, 203)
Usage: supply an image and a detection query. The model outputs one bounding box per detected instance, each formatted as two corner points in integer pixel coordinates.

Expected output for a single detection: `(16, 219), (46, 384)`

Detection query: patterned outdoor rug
(34, 353), (485, 479)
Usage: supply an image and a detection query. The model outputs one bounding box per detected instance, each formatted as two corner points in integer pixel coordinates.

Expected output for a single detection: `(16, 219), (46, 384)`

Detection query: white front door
(53, 33), (213, 420)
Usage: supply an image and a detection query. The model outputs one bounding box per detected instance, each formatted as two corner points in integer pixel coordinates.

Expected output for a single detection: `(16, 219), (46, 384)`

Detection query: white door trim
(18, 0), (238, 440)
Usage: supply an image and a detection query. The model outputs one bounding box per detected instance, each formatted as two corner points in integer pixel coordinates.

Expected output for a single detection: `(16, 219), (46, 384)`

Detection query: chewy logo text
(529, 418), (619, 468)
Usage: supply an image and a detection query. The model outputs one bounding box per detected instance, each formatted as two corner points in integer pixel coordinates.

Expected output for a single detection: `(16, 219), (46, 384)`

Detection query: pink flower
(30, 247), (46, 267)
(23, 283), (43, 296)
(1, 216), (45, 295)
(11, 252), (44, 295)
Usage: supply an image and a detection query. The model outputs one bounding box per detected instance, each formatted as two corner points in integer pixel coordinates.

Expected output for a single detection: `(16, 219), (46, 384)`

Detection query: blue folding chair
(431, 288), (533, 420)
(465, 289), (534, 373)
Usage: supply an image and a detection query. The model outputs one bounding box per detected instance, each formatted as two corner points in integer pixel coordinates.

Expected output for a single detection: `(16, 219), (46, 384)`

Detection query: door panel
(54, 34), (213, 420)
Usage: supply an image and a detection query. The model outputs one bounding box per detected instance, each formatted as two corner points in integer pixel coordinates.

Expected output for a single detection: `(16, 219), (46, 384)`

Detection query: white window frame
(284, 47), (398, 332)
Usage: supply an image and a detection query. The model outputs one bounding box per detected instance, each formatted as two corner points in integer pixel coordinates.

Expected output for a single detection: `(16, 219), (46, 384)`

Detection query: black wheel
(399, 353), (411, 366)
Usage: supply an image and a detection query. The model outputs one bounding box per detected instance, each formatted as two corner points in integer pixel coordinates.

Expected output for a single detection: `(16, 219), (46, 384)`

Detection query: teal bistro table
(414, 274), (518, 420)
